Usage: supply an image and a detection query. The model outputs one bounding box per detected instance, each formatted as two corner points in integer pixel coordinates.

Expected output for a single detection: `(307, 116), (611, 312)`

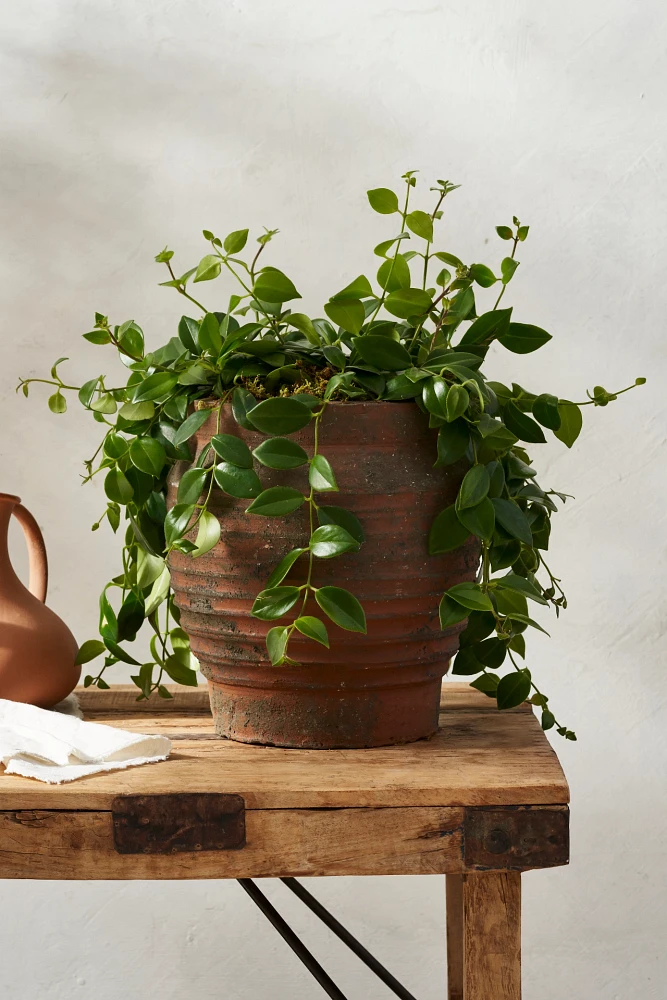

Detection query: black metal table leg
(237, 877), (420, 1000)
(282, 878), (419, 1000)
(237, 878), (349, 1000)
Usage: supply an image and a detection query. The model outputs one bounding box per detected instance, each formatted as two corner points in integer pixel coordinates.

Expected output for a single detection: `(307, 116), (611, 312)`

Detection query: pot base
(206, 670), (445, 749)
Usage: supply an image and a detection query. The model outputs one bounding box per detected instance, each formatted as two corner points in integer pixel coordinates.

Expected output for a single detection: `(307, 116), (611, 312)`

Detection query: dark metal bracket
(112, 793), (245, 854)
(238, 877), (419, 1000)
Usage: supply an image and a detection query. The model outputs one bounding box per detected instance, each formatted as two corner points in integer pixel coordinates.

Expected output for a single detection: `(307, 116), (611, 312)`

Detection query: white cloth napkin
(0, 698), (171, 784)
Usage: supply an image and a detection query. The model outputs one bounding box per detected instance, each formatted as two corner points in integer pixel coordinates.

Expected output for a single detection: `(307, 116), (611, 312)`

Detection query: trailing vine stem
(17, 171), (645, 732)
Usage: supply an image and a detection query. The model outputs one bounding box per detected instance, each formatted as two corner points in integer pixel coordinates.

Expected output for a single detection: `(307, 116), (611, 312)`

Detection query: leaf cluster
(18, 174), (644, 730)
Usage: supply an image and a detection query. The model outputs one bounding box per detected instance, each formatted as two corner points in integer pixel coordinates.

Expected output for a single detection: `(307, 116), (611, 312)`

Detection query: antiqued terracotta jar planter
(168, 401), (478, 749)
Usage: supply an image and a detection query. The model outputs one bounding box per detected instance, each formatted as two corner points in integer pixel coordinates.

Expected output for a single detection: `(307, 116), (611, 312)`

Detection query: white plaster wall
(1, 1), (665, 997)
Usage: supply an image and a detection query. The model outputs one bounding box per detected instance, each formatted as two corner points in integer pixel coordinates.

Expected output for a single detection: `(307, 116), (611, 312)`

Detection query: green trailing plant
(18, 171), (644, 735)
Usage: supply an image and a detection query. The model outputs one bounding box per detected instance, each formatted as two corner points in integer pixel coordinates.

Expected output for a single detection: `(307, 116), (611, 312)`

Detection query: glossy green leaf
(129, 437), (166, 477)
(133, 372), (178, 402)
(491, 498), (533, 546)
(428, 505), (471, 554)
(137, 550), (165, 589)
(506, 612), (550, 635)
(532, 393), (561, 431)
(498, 322), (552, 354)
(451, 647), (485, 675)
(193, 510), (220, 556)
(285, 313), (319, 345)
(119, 400), (155, 421)
(354, 335), (412, 371)
(456, 497), (495, 541)
(223, 228), (249, 253)
(474, 637), (507, 670)
(496, 225), (513, 240)
(324, 299), (365, 335)
(458, 308), (512, 347)
(294, 616), (329, 647)
(246, 487), (305, 516)
(214, 462), (262, 499)
(231, 387), (258, 430)
(163, 655), (198, 685)
(211, 433), (253, 468)
(317, 506), (365, 544)
(458, 610), (496, 647)
(253, 268), (301, 303)
(193, 254), (222, 283)
(117, 591), (145, 642)
(446, 383), (469, 422)
(422, 377), (448, 419)
(90, 393), (116, 414)
(331, 275), (374, 301)
(164, 503), (195, 545)
(309, 454), (338, 491)
(384, 287), (432, 320)
(469, 263), (497, 288)
(310, 524), (360, 558)
(470, 672), (500, 695)
(433, 251), (463, 267)
(496, 573), (548, 605)
(503, 401), (546, 443)
(197, 313), (221, 355)
(446, 582), (494, 612)
(247, 396), (313, 436)
(377, 255), (411, 291)
(367, 188), (399, 214)
(435, 420), (469, 467)
(48, 391), (67, 414)
(406, 210), (433, 242)
(75, 639), (106, 665)
(174, 409), (211, 447)
(501, 257), (519, 284)
(494, 588), (528, 617)
(496, 671), (531, 710)
(177, 467), (208, 505)
(104, 468), (134, 505)
(554, 401), (583, 448)
(252, 586), (301, 621)
(144, 565), (171, 616)
(267, 547), (307, 588)
(383, 373), (423, 400)
(177, 315), (199, 353)
(252, 437), (309, 469)
(266, 625), (289, 665)
(103, 638), (141, 666)
(439, 594), (469, 629)
(315, 586), (366, 633)
(457, 464), (490, 510)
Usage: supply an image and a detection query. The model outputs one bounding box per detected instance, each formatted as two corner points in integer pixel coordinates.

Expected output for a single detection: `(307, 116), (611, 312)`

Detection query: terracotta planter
(168, 401), (478, 748)
(0, 493), (80, 707)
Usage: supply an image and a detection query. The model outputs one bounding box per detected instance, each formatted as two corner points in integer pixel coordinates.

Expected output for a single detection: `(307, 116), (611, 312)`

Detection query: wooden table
(0, 683), (569, 999)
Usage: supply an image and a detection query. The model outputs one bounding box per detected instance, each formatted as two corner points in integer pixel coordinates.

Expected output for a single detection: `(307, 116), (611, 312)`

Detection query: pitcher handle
(12, 503), (48, 603)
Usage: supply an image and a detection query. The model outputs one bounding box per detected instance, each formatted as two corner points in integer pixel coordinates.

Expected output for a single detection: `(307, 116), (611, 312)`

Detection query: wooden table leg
(451, 872), (521, 999)
(446, 875), (464, 999)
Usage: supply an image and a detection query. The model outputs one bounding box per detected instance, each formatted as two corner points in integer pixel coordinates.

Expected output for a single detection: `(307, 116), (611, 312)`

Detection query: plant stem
(493, 233), (520, 310)
(365, 180), (413, 335)
(166, 261), (208, 313)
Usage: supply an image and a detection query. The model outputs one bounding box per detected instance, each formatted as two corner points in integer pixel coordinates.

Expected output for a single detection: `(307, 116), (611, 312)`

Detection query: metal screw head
(486, 827), (511, 854)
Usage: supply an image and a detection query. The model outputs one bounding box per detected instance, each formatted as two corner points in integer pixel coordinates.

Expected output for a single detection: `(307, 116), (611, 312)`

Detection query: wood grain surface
(0, 805), (465, 879)
(0, 684), (569, 811)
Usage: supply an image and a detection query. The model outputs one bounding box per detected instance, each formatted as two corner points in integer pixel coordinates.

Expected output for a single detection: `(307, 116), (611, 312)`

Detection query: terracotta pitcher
(0, 493), (79, 707)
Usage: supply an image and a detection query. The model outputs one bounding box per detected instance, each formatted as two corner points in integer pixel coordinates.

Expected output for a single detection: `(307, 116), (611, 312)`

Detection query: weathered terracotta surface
(0, 494), (80, 707)
(168, 401), (478, 748)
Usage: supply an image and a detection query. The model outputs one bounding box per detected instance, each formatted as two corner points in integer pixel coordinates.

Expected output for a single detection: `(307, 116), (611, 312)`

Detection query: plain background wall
(1, 1), (666, 997)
